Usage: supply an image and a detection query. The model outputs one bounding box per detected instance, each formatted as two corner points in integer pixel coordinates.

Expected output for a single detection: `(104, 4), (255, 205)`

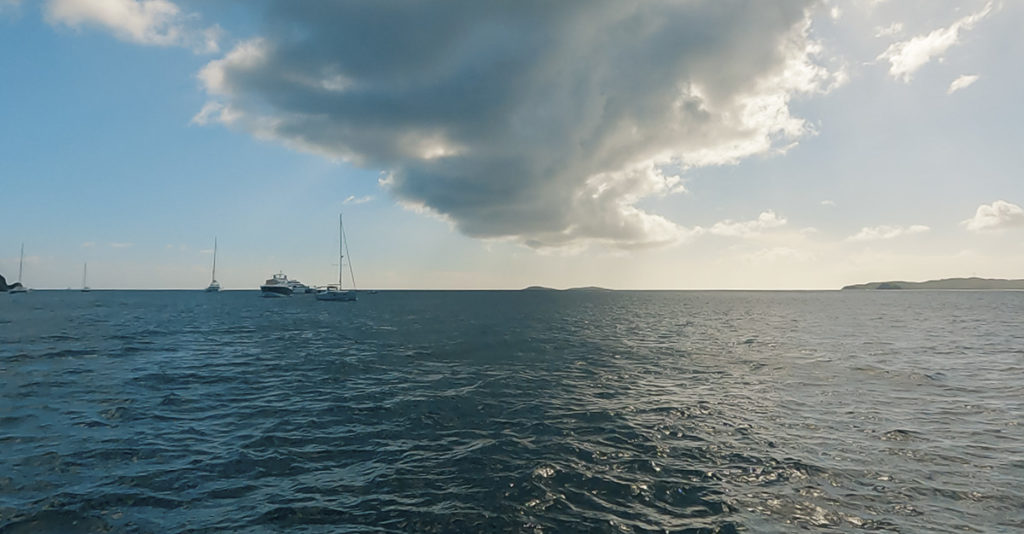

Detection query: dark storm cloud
(197, 0), (836, 247)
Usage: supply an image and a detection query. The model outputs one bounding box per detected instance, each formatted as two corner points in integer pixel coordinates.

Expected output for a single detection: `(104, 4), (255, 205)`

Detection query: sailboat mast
(211, 237), (218, 282)
(18, 243), (24, 282)
(344, 212), (348, 286)
(83, 262), (87, 288)
(343, 219), (356, 291)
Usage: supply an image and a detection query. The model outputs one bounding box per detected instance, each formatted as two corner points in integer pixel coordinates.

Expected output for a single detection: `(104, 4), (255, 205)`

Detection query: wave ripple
(2, 290), (1023, 532)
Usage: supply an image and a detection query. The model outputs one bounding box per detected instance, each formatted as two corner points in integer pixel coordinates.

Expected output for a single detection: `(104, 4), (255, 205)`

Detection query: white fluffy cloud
(877, 2), (992, 82)
(710, 210), (788, 238)
(343, 195), (373, 205)
(45, 0), (220, 52)
(963, 200), (1024, 231)
(848, 224), (930, 241)
(947, 74), (980, 94)
(874, 22), (903, 38)
(194, 1), (843, 248)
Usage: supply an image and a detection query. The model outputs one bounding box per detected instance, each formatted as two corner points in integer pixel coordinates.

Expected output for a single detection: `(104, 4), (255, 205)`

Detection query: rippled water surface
(2, 290), (1023, 532)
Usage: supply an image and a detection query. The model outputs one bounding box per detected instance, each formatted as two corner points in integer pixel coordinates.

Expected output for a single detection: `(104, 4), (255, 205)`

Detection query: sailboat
(81, 262), (91, 292)
(9, 243), (29, 293)
(205, 237), (221, 292)
(315, 213), (357, 302)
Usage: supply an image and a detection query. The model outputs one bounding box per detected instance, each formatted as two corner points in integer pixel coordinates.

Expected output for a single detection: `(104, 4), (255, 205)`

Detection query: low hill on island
(842, 277), (1024, 290)
(521, 286), (613, 291)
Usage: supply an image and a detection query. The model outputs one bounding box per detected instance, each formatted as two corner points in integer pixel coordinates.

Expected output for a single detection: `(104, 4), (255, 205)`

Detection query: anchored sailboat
(9, 243), (29, 293)
(315, 213), (357, 302)
(81, 262), (90, 292)
(205, 237), (220, 292)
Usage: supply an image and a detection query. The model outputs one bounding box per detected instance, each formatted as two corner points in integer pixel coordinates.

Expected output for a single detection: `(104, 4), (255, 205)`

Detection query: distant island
(521, 286), (613, 292)
(842, 277), (1024, 290)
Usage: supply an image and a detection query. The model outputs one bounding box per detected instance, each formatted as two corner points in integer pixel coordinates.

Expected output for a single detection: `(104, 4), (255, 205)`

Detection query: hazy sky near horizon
(2, 0), (1022, 289)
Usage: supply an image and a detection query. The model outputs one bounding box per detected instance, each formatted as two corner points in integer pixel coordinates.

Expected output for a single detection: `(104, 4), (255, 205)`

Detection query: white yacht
(287, 279), (314, 294)
(9, 243), (29, 293)
(260, 272), (294, 297)
(205, 237), (220, 292)
(316, 213), (357, 302)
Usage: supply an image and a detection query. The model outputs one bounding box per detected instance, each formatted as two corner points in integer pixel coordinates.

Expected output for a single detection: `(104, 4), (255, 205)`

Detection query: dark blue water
(1, 290), (1022, 532)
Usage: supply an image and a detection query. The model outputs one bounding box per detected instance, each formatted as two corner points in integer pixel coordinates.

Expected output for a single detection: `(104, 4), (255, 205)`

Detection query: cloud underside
(196, 0), (839, 248)
(963, 200), (1024, 231)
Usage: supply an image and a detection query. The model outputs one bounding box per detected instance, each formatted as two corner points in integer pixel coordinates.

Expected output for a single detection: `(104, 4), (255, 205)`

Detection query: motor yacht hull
(260, 285), (293, 297)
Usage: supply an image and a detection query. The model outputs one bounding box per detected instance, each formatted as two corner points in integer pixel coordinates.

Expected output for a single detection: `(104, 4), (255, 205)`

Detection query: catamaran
(205, 237), (220, 292)
(9, 243), (29, 293)
(316, 213), (357, 302)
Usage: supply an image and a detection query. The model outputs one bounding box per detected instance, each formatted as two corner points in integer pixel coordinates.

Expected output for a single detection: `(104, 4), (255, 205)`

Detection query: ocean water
(1, 290), (1022, 533)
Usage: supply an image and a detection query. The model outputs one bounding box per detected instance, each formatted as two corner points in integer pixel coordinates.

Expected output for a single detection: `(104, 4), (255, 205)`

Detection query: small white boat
(260, 272), (294, 297)
(205, 237), (220, 292)
(81, 262), (91, 292)
(317, 284), (356, 301)
(8, 243), (29, 293)
(316, 213), (357, 302)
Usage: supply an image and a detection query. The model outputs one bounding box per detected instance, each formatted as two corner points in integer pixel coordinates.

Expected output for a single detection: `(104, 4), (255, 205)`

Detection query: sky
(1, 0), (1022, 290)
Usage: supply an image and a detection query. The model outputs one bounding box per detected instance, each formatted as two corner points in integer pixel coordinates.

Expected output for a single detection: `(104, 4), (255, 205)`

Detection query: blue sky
(1, 0), (1022, 289)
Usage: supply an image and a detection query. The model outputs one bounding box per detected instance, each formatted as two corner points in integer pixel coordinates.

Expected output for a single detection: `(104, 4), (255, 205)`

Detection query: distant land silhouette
(521, 286), (612, 292)
(842, 277), (1024, 290)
